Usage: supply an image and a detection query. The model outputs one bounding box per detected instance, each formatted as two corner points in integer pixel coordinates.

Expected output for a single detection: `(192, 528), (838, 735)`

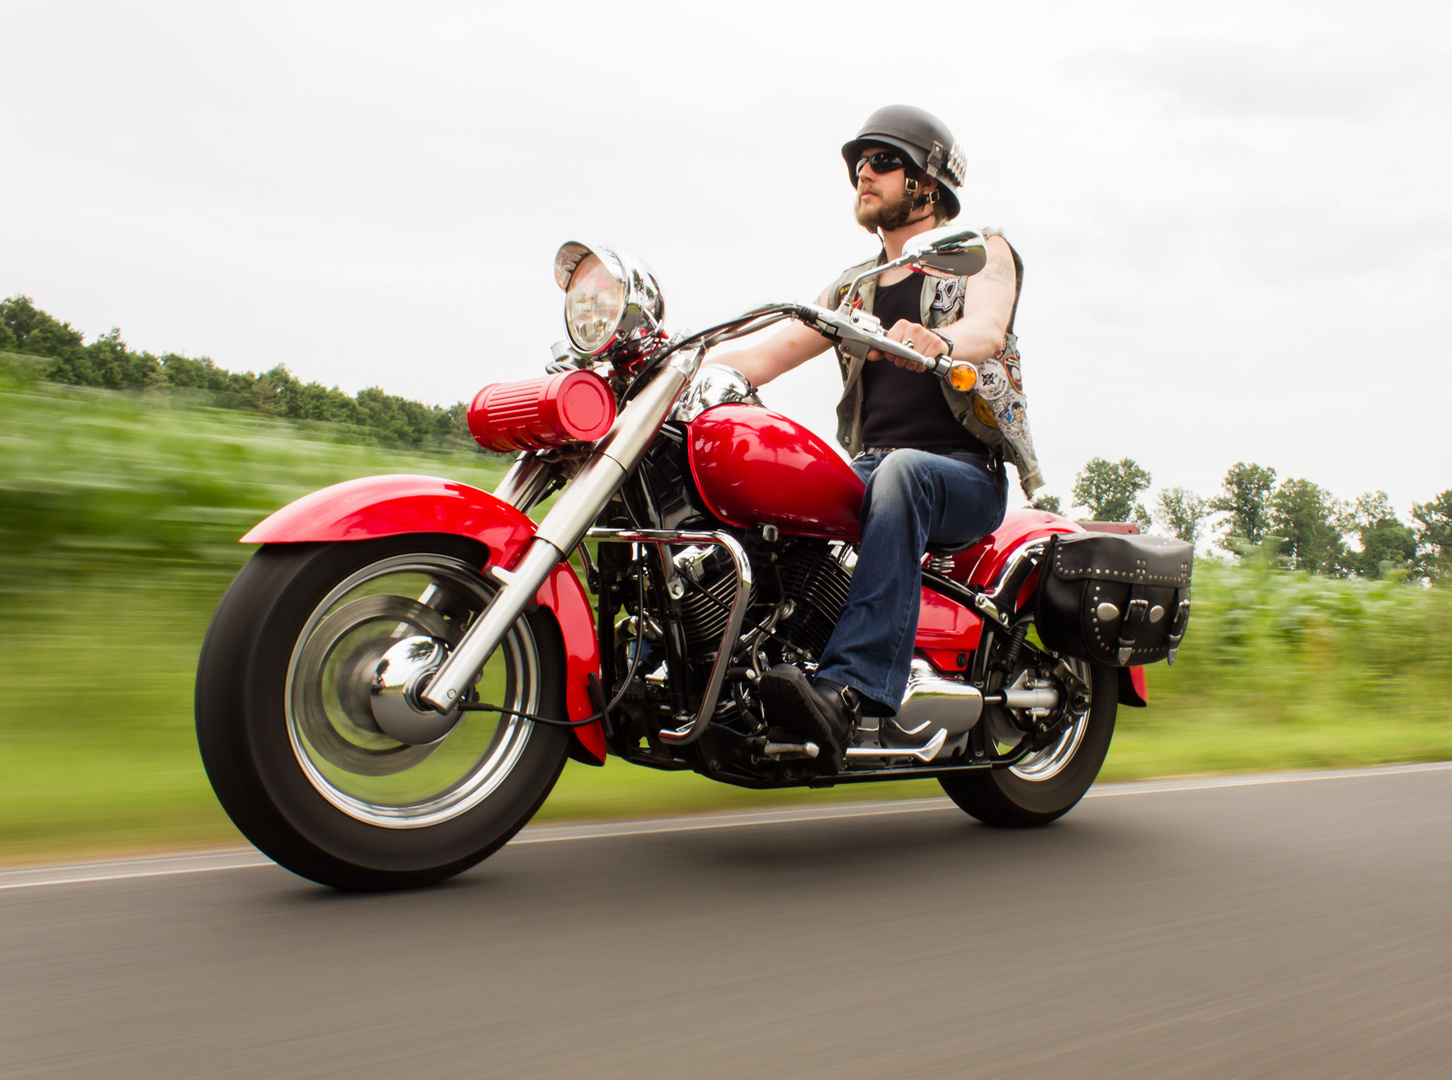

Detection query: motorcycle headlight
(563, 252), (626, 355)
(554, 241), (664, 358)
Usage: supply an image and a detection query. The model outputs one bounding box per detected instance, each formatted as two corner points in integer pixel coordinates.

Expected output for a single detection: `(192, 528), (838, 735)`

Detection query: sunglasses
(854, 150), (908, 177)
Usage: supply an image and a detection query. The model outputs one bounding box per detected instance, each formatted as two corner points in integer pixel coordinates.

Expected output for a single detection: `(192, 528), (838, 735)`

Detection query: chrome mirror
(902, 227), (987, 280)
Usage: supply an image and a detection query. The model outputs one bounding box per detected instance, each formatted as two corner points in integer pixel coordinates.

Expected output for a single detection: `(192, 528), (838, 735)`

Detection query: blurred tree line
(1031, 458), (1451, 583)
(8, 292), (1449, 583)
(0, 295), (478, 452)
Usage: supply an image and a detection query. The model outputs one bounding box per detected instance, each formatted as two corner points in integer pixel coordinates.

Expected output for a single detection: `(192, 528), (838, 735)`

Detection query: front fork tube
(418, 354), (694, 715)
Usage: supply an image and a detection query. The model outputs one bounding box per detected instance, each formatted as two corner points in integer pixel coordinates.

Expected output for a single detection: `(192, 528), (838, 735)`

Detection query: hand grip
(794, 304), (979, 390)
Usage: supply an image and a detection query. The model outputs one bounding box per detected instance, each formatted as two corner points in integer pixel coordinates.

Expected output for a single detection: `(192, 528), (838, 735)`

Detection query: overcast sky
(5, 0), (1450, 519)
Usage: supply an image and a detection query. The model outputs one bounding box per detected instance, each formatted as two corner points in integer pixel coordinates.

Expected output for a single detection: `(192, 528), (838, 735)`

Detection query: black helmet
(841, 105), (966, 221)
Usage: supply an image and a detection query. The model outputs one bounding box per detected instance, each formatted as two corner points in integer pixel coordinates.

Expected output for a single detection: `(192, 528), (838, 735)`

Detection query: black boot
(759, 664), (860, 770)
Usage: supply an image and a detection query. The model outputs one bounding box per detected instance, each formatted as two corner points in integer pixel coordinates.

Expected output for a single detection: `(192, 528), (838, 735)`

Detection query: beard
(854, 186), (922, 232)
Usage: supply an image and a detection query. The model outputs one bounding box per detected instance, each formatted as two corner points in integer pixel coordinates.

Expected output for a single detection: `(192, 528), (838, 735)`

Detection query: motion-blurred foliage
(0, 352), (505, 585)
(2, 367), (1450, 861)
(1, 294), (482, 452)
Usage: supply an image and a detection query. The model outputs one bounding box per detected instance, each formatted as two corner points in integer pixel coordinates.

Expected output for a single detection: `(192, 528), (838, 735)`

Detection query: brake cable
(457, 550), (652, 729)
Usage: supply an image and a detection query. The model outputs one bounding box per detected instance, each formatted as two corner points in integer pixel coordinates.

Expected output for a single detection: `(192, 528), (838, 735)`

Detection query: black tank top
(860, 275), (989, 455)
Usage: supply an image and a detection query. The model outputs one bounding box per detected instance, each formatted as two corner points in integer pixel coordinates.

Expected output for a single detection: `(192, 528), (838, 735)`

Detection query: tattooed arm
(871, 234), (1018, 371)
(930, 234), (1018, 363)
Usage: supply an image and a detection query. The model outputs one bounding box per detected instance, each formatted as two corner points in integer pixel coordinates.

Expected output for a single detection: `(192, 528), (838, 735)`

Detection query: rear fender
(962, 509), (1083, 588)
(1119, 666), (1149, 707)
(911, 512), (1155, 705)
(242, 474), (606, 764)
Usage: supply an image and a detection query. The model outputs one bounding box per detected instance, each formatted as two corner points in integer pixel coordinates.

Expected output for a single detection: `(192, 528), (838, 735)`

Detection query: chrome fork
(418, 350), (700, 715)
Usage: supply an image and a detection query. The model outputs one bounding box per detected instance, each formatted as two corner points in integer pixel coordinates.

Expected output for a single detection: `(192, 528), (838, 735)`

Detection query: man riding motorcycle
(714, 104), (1042, 769)
(194, 104), (1185, 891)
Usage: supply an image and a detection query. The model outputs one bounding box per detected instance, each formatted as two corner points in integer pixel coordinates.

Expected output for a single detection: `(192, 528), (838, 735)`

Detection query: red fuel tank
(687, 405), (865, 540)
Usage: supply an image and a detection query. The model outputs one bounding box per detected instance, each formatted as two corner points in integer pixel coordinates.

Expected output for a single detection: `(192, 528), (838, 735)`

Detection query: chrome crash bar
(587, 527), (754, 746)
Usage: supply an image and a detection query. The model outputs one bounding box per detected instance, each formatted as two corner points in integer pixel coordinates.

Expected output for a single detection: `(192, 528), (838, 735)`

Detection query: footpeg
(762, 740), (820, 760)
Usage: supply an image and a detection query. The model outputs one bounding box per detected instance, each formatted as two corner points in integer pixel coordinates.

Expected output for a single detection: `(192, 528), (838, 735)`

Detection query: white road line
(0, 851), (275, 891)
(3, 761), (1448, 891)
(1083, 760), (1452, 797)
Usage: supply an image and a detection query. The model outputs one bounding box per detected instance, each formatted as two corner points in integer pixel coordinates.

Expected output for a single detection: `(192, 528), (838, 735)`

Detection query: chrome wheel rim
(284, 553), (539, 829)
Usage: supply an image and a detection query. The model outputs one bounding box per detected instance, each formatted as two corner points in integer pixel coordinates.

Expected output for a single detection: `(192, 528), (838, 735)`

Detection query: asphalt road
(4, 764), (1451, 1079)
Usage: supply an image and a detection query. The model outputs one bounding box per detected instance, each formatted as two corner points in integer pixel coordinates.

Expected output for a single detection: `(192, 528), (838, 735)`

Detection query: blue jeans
(815, 449), (1008, 715)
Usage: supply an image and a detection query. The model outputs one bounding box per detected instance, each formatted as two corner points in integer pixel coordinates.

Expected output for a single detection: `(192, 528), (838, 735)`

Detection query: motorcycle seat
(924, 536), (984, 558)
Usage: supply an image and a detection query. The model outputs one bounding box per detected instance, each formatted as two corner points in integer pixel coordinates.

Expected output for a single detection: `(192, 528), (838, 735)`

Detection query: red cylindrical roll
(468, 369), (616, 453)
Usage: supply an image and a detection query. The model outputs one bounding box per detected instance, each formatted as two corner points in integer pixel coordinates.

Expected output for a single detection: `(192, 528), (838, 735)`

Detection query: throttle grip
(793, 303), (977, 389)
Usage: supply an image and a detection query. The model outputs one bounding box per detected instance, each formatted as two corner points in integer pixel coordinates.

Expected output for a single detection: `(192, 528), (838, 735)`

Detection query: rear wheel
(938, 658), (1116, 828)
(196, 535), (570, 890)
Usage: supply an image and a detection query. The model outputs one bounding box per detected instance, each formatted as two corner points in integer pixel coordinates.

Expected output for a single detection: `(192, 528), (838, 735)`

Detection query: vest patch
(931, 278), (961, 312)
(1004, 354), (1023, 392)
(976, 365), (1009, 402)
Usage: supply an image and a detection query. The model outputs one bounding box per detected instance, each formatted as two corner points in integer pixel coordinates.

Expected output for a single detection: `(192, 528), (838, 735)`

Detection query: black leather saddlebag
(1035, 533), (1192, 666)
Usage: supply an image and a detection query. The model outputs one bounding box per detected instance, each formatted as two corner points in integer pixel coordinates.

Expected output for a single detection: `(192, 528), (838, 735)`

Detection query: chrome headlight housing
(554, 241), (665, 358)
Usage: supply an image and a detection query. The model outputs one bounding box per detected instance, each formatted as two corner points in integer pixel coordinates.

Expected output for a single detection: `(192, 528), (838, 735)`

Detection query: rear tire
(196, 535), (570, 890)
(938, 664), (1116, 827)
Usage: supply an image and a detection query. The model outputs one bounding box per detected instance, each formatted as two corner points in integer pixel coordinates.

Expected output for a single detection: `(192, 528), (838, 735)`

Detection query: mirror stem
(838, 252), (917, 313)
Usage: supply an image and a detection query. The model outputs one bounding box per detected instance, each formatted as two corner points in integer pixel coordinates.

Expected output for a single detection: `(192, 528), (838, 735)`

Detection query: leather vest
(825, 228), (1045, 497)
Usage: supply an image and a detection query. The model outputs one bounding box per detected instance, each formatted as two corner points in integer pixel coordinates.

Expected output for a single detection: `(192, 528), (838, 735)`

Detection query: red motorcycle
(196, 230), (1192, 890)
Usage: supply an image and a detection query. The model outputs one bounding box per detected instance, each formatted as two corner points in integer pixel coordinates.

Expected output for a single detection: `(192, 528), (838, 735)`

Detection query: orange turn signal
(947, 362), (978, 392)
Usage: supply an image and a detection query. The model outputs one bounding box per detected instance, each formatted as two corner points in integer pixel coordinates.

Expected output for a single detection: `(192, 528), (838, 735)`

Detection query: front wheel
(938, 663), (1116, 827)
(196, 535), (571, 890)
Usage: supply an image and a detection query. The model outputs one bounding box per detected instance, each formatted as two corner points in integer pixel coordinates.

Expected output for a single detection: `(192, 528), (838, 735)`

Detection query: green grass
(2, 376), (1450, 864)
(0, 576), (953, 863)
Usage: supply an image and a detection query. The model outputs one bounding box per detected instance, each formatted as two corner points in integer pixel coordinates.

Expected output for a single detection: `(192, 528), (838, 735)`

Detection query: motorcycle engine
(673, 543), (752, 649)
(675, 539), (853, 666)
(769, 541), (854, 663)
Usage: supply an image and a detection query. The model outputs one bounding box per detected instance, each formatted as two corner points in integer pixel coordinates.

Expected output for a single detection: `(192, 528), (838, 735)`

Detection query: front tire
(196, 535), (570, 890)
(938, 663), (1116, 827)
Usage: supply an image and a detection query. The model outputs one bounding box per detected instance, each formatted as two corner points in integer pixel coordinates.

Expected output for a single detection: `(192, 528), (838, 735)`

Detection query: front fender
(242, 474), (606, 764)
(242, 474), (540, 563)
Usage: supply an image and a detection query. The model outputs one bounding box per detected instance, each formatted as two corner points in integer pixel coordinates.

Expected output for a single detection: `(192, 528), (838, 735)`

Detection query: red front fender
(242, 474), (606, 764)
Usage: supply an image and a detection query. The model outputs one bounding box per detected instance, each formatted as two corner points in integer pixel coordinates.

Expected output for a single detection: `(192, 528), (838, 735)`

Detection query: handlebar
(790, 303), (979, 391)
